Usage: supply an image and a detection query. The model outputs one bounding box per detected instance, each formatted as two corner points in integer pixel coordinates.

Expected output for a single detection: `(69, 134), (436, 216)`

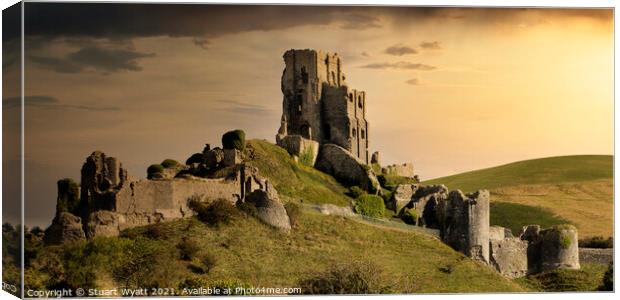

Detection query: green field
(424, 155), (613, 238)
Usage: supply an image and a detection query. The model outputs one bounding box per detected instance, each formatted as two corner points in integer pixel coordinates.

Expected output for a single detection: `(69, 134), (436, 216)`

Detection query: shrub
(354, 194), (385, 218)
(299, 147), (315, 166)
(284, 202), (302, 228)
(221, 129), (246, 151)
(178, 276), (208, 290)
(347, 186), (366, 199)
(161, 159), (180, 168)
(198, 253), (218, 274)
(401, 208), (418, 225)
(298, 261), (392, 294)
(600, 262), (613, 291)
(237, 201), (258, 218)
(189, 198), (237, 226)
(186, 153), (204, 165)
(380, 189), (392, 204)
(147, 164), (164, 179)
(579, 236), (613, 249)
(145, 223), (164, 240)
(56, 178), (80, 215)
(177, 238), (200, 261)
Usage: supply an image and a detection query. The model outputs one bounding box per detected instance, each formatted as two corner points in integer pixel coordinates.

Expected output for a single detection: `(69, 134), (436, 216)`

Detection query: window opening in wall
(361, 130), (365, 139)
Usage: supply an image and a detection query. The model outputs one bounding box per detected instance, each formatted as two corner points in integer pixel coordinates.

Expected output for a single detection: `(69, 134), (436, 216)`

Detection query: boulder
(245, 190), (291, 231)
(85, 210), (121, 238)
(277, 135), (319, 166)
(43, 212), (86, 245)
(387, 184), (417, 211)
(489, 237), (529, 278)
(315, 143), (380, 193)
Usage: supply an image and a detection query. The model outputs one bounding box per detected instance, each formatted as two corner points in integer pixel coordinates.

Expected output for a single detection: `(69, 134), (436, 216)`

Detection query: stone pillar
(467, 190), (490, 263)
(443, 189), (490, 264)
(371, 151), (380, 165)
(539, 225), (580, 271)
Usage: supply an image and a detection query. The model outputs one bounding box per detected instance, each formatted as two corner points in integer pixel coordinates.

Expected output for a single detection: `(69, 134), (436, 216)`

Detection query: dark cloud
(360, 61), (436, 70)
(4, 95), (120, 111)
(385, 45), (417, 56)
(405, 78), (420, 85)
(14, 4), (610, 44)
(29, 46), (155, 74)
(215, 100), (272, 115)
(420, 41), (441, 50)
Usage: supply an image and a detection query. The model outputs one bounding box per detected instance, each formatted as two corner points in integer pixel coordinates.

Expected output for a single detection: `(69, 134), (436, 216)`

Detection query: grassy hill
(423, 155), (613, 238)
(17, 142), (610, 294)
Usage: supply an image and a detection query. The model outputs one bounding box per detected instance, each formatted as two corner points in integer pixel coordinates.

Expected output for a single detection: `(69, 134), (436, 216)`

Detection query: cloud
(360, 61), (436, 70)
(29, 46), (155, 74)
(215, 100), (272, 115)
(420, 41), (441, 50)
(405, 78), (419, 85)
(384, 45), (417, 56)
(4, 95), (120, 111)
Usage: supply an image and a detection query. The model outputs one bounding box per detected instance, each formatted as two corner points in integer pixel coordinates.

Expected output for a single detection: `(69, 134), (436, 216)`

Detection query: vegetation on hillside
(244, 140), (351, 206)
(490, 202), (571, 235)
(516, 264), (608, 292)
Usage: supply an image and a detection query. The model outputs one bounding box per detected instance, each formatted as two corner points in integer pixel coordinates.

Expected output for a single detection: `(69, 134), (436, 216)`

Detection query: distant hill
(423, 155), (612, 192)
(424, 155), (613, 238)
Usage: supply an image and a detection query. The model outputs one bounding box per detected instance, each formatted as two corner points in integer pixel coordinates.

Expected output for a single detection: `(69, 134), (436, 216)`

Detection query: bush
(56, 178), (80, 215)
(354, 195), (385, 218)
(145, 223), (165, 240)
(380, 189), (392, 204)
(298, 261), (392, 294)
(195, 253), (218, 274)
(189, 198), (237, 226)
(600, 262), (613, 291)
(161, 159), (180, 168)
(222, 129), (246, 151)
(186, 153), (204, 165)
(284, 202), (302, 228)
(237, 201), (258, 218)
(177, 238), (200, 261)
(401, 208), (418, 225)
(147, 164), (164, 179)
(347, 186), (366, 199)
(579, 236), (613, 249)
(178, 276), (208, 290)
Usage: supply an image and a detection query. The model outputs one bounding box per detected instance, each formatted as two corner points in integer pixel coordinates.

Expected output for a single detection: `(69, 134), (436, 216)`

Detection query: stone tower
(276, 49), (370, 164)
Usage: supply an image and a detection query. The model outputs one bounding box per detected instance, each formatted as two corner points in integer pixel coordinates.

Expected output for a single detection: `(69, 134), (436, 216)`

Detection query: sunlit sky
(2, 4), (613, 226)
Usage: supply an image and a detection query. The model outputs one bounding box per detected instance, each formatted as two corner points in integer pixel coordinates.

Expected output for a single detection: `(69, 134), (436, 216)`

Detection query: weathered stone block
(86, 210), (120, 238)
(490, 226), (506, 241)
(43, 212), (86, 245)
(277, 135), (319, 166)
(383, 163), (415, 178)
(223, 148), (243, 167)
(245, 190), (291, 231)
(387, 184), (417, 211)
(315, 143), (380, 193)
(490, 237), (529, 278)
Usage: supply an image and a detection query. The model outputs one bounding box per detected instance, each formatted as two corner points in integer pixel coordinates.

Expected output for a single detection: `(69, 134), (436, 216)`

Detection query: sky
(1, 4), (613, 227)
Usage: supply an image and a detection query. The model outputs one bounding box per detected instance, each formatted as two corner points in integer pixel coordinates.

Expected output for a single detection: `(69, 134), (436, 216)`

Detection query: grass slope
(25, 211), (526, 294)
(423, 155), (613, 238)
(244, 140), (352, 206)
(424, 155), (612, 192)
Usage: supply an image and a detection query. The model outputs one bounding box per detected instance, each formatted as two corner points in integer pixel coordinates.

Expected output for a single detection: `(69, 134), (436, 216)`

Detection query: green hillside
(423, 155), (613, 238)
(423, 155), (612, 192)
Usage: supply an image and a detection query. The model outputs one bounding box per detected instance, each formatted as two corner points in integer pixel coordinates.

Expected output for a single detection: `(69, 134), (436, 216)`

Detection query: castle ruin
(276, 49), (370, 164)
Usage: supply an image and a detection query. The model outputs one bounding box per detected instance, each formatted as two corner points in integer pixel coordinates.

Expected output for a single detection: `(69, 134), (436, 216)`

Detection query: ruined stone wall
(114, 178), (241, 230)
(443, 190), (490, 263)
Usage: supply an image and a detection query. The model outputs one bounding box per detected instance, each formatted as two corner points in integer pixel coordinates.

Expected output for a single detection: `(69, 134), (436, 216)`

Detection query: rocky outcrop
(387, 184), (418, 212)
(315, 143), (380, 193)
(85, 210), (121, 238)
(408, 185), (448, 228)
(245, 189), (291, 231)
(277, 135), (320, 166)
(43, 212), (86, 245)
